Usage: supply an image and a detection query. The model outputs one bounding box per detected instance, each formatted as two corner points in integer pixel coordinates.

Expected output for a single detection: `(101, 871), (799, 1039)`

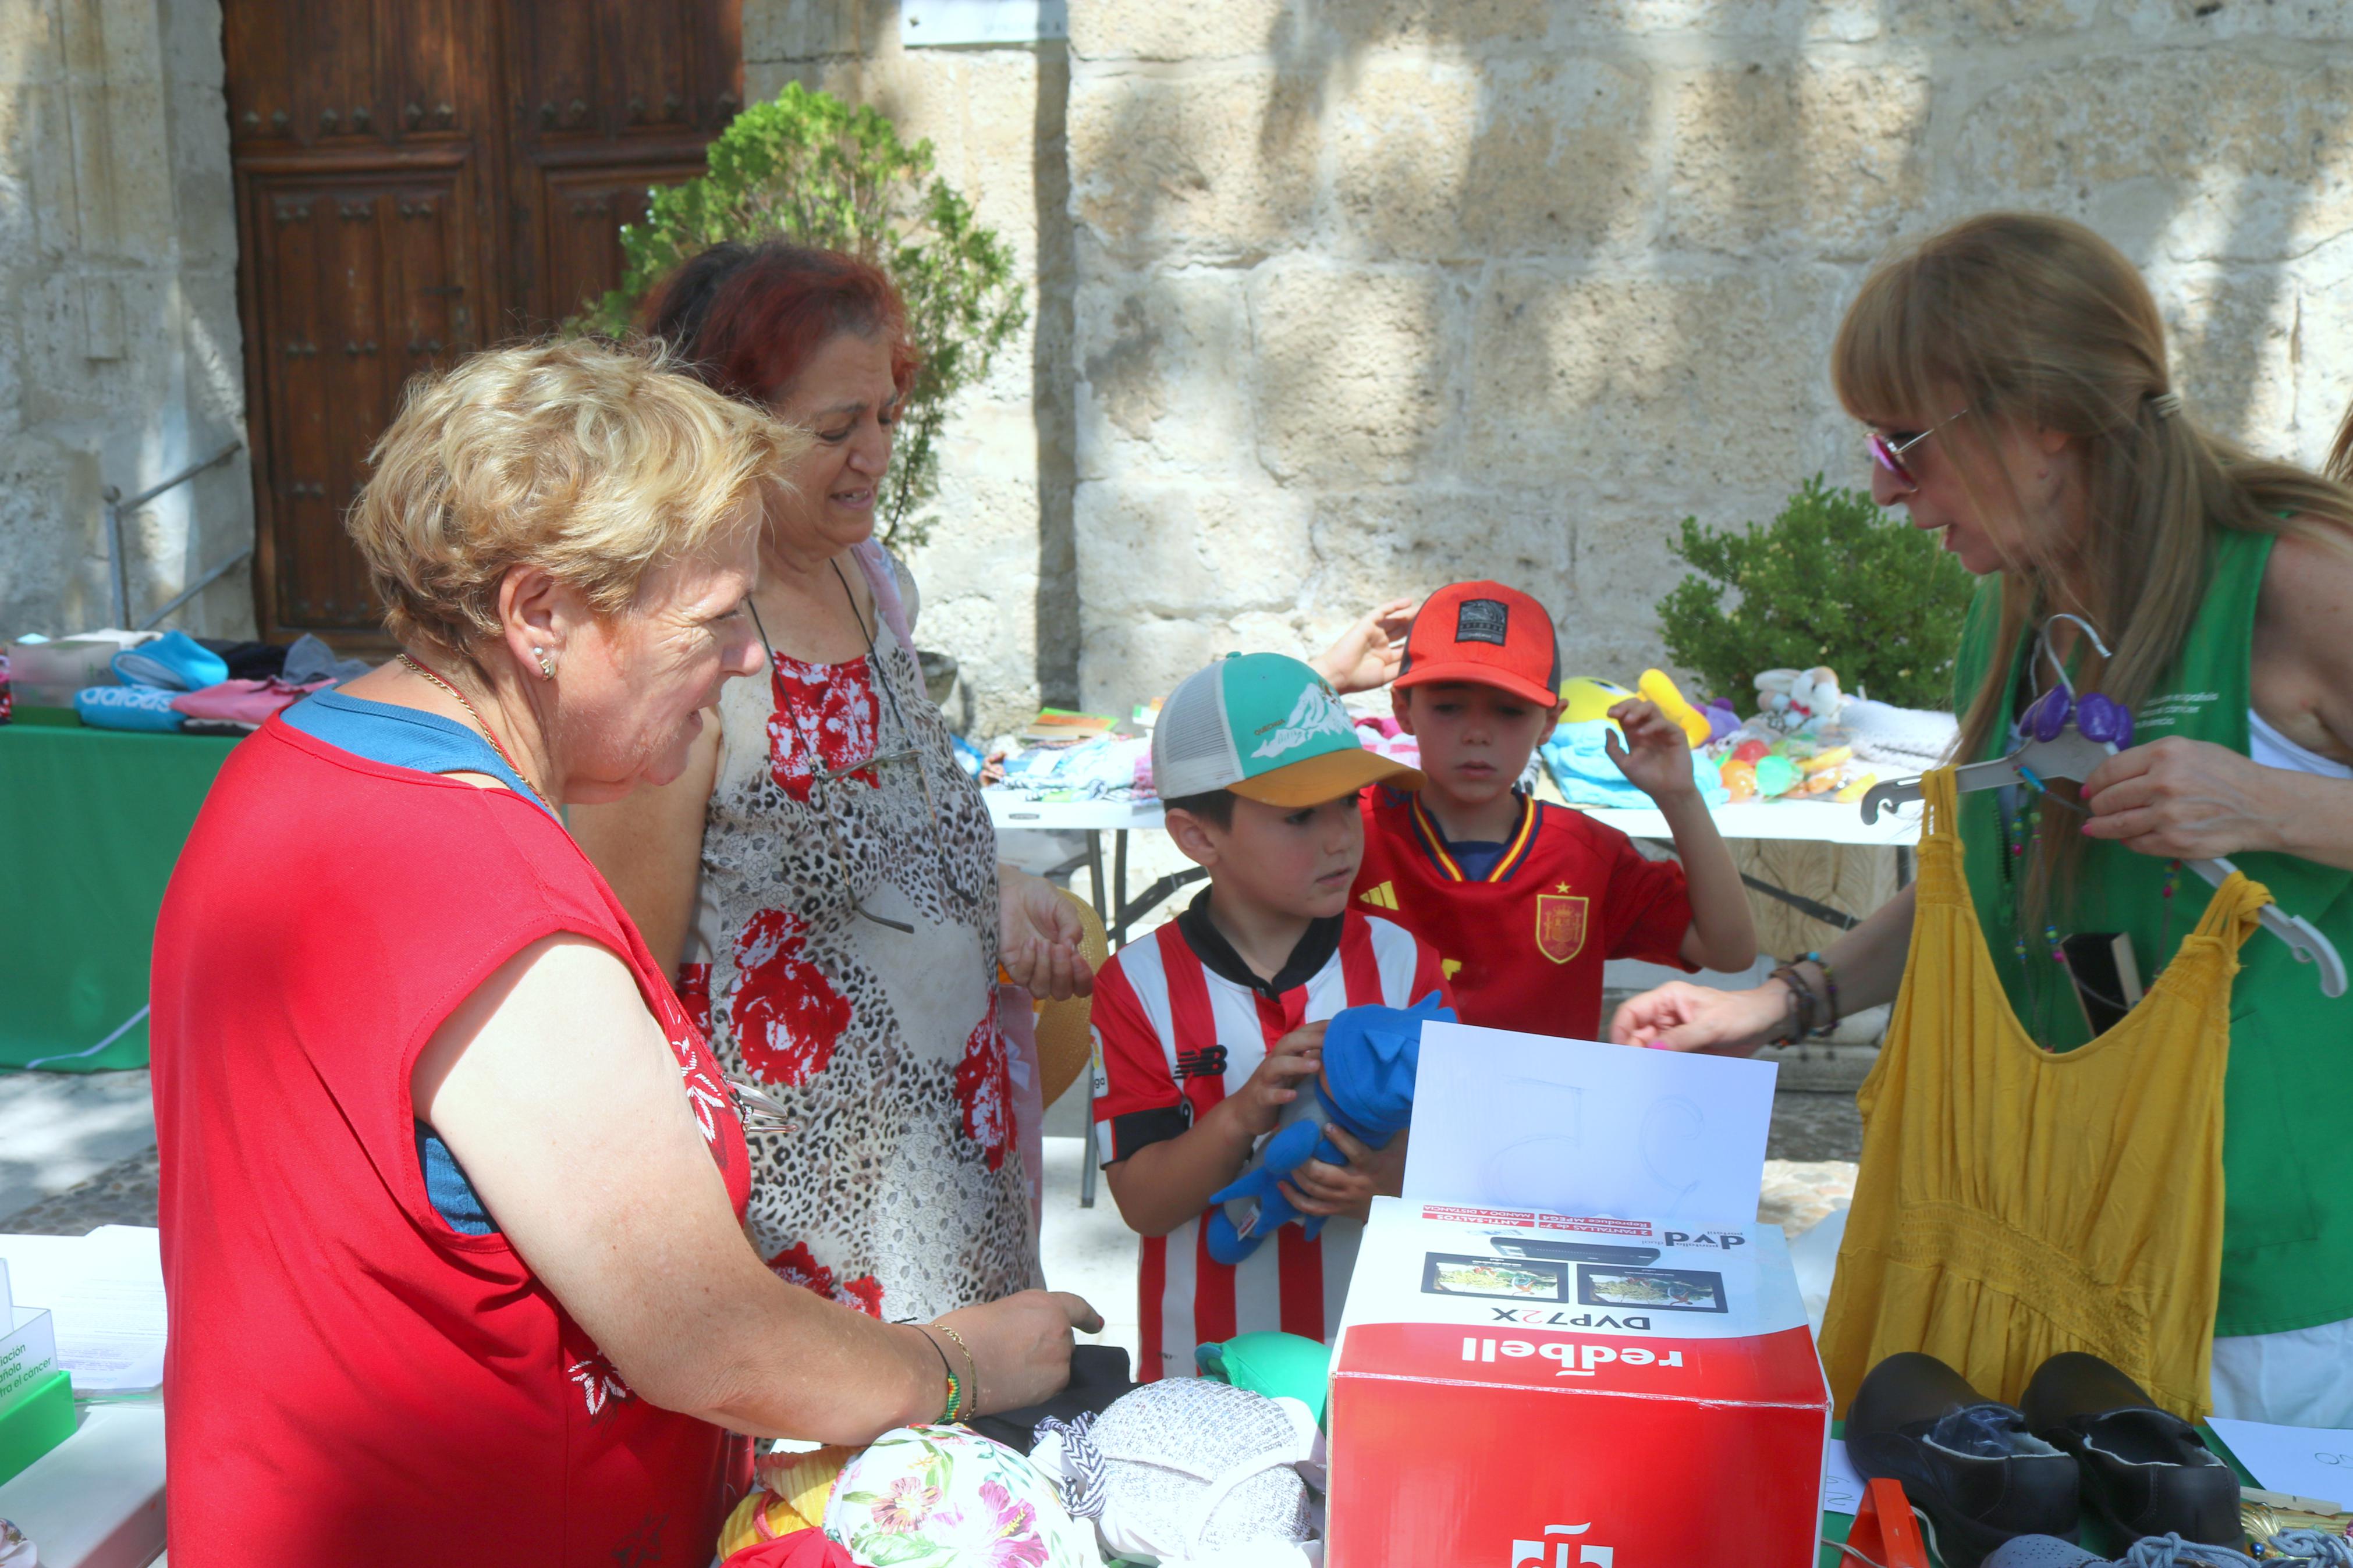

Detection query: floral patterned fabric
(823, 1427), (1099, 1568)
(686, 604), (1038, 1322)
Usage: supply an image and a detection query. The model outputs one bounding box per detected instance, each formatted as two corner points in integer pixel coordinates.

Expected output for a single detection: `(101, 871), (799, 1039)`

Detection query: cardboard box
(1328, 1199), (1830, 1568)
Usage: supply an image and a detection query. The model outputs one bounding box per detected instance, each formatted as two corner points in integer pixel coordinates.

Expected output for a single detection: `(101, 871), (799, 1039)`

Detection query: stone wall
(1064, 0), (2353, 712)
(0, 0), (252, 642)
(746, 0), (1079, 738)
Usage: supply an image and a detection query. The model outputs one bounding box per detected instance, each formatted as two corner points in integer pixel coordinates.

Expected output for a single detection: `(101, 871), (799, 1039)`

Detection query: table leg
(1078, 1079), (1098, 1210)
(1896, 845), (1915, 889)
(1111, 830), (1129, 950)
(1085, 830), (1109, 929)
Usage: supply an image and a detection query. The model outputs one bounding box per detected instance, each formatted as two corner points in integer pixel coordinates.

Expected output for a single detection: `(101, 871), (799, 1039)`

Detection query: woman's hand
(1280, 1123), (1407, 1222)
(1605, 699), (1698, 802)
(1311, 596), (1422, 695)
(931, 1289), (1104, 1416)
(2079, 737), (2293, 861)
(998, 869), (1094, 1001)
(1608, 980), (1786, 1055)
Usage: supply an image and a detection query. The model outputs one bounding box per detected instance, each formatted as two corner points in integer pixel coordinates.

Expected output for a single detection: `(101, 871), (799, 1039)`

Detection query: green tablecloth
(0, 709), (239, 1069)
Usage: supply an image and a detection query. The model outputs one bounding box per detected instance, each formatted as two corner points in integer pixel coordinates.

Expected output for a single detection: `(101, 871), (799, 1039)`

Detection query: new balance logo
(1360, 880), (1399, 910)
(1176, 1045), (1230, 1080)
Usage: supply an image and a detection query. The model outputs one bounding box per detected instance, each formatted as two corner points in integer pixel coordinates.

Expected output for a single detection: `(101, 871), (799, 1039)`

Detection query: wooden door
(226, 0), (741, 645)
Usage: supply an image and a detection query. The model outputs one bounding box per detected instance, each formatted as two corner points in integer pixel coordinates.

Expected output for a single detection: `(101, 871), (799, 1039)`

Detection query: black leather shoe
(1848, 1352), (2082, 1568)
(2020, 1352), (2240, 1546)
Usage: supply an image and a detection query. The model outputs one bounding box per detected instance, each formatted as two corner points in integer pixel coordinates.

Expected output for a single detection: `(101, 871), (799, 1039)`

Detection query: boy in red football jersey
(1353, 581), (1755, 1040)
(1092, 652), (1453, 1381)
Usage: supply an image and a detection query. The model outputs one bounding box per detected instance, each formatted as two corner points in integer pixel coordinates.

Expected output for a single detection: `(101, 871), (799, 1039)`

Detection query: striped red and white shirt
(1091, 895), (1450, 1381)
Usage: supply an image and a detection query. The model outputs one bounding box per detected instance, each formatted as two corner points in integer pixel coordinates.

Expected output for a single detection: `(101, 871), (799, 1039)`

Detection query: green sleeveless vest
(1950, 527), (2353, 1338)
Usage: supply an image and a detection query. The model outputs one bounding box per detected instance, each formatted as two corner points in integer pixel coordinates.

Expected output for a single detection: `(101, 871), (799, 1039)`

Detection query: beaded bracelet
(1800, 950), (1843, 1038)
(917, 1327), (963, 1423)
(934, 1323), (981, 1417)
(1765, 965), (1812, 1047)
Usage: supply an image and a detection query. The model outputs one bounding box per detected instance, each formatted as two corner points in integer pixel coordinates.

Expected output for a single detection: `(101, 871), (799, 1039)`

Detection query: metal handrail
(101, 439), (246, 630)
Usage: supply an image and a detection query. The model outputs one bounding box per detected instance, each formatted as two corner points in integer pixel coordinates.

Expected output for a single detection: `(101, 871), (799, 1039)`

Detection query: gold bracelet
(933, 1323), (980, 1417)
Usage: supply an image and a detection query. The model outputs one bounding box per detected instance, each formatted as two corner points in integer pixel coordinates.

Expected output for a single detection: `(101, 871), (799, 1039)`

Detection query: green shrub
(578, 83), (1024, 553)
(1654, 477), (1976, 713)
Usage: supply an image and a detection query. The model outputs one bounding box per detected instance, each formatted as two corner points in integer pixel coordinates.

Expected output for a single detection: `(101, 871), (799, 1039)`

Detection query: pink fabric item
(171, 677), (331, 725)
(851, 539), (915, 650)
(721, 1531), (856, 1568)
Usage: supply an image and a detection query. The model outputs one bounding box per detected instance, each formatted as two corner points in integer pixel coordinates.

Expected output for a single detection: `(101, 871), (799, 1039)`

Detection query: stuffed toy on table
(1204, 993), (1451, 1267)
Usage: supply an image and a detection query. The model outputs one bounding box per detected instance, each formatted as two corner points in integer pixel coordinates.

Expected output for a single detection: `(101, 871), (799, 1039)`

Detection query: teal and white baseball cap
(1152, 652), (1424, 808)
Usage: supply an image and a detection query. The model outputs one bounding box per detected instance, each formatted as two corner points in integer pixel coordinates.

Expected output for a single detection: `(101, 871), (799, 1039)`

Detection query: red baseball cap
(1393, 581), (1562, 708)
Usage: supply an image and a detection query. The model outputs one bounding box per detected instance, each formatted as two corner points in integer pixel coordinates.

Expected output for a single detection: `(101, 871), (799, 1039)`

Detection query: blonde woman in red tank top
(151, 339), (1097, 1568)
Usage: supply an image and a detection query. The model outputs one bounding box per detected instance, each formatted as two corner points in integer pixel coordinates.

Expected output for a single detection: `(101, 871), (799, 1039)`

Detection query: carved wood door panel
(225, 0), (740, 643)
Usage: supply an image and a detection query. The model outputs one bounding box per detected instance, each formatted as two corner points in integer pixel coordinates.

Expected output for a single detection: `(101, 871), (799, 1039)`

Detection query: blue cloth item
(281, 689), (553, 821)
(111, 630), (229, 692)
(1541, 719), (1730, 810)
(1205, 992), (1451, 1265)
(281, 688), (558, 1238)
(416, 1122), (498, 1235)
(75, 683), (186, 731)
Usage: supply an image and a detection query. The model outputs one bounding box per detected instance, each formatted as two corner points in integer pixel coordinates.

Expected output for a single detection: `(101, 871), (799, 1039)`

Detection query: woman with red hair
(573, 244), (1091, 1325)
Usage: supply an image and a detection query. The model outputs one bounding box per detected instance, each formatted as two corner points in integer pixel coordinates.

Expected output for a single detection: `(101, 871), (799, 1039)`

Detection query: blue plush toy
(1203, 992), (1452, 1265)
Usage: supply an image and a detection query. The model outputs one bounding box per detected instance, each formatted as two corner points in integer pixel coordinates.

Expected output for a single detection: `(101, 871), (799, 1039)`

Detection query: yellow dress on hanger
(1818, 769), (2271, 1420)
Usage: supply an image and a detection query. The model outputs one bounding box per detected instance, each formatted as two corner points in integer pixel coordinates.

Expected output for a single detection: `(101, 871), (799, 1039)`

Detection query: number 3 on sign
(1511, 1524), (1613, 1567)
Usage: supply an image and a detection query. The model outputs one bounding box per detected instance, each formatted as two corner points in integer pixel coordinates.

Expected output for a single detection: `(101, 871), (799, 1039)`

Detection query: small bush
(578, 84), (1024, 553)
(1655, 477), (1976, 713)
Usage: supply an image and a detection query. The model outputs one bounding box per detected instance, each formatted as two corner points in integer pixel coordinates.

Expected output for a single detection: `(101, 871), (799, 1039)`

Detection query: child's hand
(1605, 698), (1698, 802)
(1280, 1125), (1404, 1222)
(1227, 1020), (1326, 1139)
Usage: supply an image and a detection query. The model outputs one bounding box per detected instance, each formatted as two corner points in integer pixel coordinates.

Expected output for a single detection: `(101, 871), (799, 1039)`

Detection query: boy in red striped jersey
(1354, 581), (1756, 1041)
(1092, 652), (1453, 1381)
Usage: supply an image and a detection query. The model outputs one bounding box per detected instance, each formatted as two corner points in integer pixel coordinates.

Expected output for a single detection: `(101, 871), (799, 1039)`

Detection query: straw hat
(1034, 891), (1109, 1108)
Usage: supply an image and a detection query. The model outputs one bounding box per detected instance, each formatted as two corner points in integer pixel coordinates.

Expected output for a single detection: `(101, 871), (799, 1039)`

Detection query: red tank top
(150, 719), (753, 1566)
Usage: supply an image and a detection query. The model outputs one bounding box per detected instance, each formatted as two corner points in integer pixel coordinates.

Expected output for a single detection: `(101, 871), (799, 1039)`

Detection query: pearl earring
(534, 648), (555, 679)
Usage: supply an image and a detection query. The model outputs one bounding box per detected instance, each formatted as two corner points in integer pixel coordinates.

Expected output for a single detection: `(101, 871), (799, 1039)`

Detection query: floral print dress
(680, 593), (1037, 1321)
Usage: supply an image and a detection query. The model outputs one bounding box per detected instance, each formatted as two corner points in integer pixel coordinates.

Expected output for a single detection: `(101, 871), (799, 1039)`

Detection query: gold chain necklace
(398, 653), (545, 803)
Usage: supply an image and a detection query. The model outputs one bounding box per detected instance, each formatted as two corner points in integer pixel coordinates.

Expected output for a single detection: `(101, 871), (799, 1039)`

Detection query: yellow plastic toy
(1638, 669), (1712, 748)
(1558, 676), (1637, 726)
(1798, 745), (1854, 776)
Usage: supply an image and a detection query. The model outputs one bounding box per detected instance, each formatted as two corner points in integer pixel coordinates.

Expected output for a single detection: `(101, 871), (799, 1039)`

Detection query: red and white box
(1327, 1198), (1830, 1568)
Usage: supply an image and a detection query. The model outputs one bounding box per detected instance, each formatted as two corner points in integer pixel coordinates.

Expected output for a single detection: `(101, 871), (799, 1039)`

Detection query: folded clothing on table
(991, 734), (1154, 802)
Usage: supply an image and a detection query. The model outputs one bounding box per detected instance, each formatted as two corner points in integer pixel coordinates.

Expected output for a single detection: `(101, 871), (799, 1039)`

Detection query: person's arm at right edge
(567, 714), (721, 977)
(1105, 1022), (1327, 1237)
(417, 934), (1099, 1443)
(1609, 883), (1917, 1054)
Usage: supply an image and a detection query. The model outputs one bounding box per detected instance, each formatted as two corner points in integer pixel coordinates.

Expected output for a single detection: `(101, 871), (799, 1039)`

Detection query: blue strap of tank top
(280, 688), (556, 822)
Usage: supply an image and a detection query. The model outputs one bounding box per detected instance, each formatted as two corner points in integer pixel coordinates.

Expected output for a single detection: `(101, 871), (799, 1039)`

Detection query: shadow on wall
(1063, 0), (2344, 712)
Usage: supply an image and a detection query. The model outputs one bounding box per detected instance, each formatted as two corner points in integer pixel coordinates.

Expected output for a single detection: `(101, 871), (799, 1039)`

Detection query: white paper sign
(2208, 1417), (2353, 1508)
(1821, 1438), (1866, 1515)
(1403, 1023), (1777, 1228)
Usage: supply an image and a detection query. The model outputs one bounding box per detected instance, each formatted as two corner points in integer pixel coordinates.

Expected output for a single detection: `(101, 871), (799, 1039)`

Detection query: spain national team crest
(1536, 893), (1589, 965)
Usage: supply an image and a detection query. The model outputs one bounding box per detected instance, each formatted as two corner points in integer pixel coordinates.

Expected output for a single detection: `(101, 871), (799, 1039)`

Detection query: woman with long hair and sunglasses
(571, 245), (1090, 1327)
(1612, 212), (2353, 1426)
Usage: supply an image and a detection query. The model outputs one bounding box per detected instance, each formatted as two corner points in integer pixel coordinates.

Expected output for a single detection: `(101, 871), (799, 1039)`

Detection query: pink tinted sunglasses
(1866, 408), (1968, 489)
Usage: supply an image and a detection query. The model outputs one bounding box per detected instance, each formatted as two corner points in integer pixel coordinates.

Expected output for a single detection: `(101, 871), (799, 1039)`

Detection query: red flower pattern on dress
(730, 908), (853, 1086)
(765, 652), (880, 802)
(952, 1004), (1011, 1172)
(766, 1241), (885, 1317)
(673, 961), (713, 1039)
